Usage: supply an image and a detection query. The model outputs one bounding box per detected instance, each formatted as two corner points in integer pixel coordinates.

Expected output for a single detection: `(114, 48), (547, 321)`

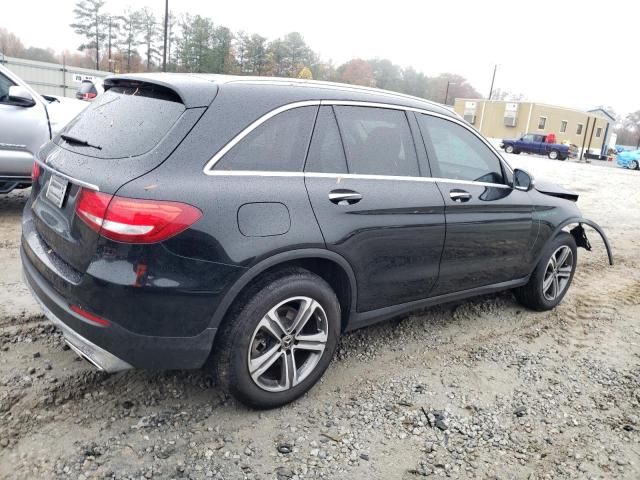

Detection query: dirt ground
(0, 154), (638, 480)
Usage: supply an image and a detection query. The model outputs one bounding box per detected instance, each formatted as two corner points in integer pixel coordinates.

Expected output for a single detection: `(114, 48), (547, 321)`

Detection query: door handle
(449, 189), (472, 202)
(329, 189), (363, 205)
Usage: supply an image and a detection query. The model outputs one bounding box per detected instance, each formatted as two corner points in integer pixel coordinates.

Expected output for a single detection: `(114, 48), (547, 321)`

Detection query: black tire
(505, 145), (515, 154)
(514, 232), (577, 311)
(548, 150), (560, 160)
(630, 159), (639, 170)
(211, 267), (341, 409)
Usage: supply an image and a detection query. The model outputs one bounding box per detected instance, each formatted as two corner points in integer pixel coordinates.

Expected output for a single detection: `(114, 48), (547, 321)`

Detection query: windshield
(59, 86), (185, 159)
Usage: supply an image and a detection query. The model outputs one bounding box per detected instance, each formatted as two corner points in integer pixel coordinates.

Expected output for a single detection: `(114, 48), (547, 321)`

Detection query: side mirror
(7, 86), (36, 107)
(513, 168), (535, 191)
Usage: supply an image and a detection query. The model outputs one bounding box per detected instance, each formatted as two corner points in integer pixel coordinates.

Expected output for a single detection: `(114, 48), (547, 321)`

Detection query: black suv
(21, 75), (612, 408)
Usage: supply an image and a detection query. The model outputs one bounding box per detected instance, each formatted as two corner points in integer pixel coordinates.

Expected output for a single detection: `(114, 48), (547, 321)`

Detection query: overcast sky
(4, 0), (640, 115)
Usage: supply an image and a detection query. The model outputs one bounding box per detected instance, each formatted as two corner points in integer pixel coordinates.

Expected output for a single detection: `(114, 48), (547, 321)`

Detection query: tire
(211, 267), (341, 409)
(548, 150), (559, 160)
(514, 232), (577, 311)
(630, 160), (639, 170)
(505, 145), (514, 154)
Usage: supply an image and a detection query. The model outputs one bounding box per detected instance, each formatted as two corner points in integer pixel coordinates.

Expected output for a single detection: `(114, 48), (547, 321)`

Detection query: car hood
(534, 178), (579, 202)
(46, 97), (88, 136)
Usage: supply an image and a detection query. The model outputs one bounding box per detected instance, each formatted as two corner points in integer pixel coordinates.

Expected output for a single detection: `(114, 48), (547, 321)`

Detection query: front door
(304, 105), (446, 312)
(416, 113), (535, 295)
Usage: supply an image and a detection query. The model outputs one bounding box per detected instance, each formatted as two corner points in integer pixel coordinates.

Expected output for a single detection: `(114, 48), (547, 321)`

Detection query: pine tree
(140, 7), (160, 71)
(118, 9), (142, 73)
(70, 0), (108, 70)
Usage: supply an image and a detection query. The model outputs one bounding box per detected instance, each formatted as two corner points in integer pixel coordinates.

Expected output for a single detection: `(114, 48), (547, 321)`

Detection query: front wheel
(630, 159), (639, 170)
(514, 232), (577, 311)
(548, 150), (559, 160)
(211, 268), (341, 409)
(505, 145), (515, 154)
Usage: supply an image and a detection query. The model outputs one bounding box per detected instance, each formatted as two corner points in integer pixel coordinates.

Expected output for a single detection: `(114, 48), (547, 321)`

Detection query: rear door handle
(449, 189), (472, 202)
(329, 189), (363, 205)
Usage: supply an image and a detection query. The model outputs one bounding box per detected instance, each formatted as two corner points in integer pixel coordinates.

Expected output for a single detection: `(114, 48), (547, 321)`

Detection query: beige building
(453, 99), (615, 158)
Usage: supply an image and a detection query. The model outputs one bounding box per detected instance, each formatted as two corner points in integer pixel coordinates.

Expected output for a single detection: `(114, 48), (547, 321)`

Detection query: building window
(576, 123), (584, 135)
(596, 127), (602, 138)
(560, 120), (567, 133)
(537, 117), (547, 129)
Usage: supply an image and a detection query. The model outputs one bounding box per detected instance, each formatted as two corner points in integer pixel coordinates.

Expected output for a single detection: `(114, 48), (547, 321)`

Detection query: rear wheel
(212, 268), (340, 409)
(548, 150), (559, 160)
(514, 232), (577, 311)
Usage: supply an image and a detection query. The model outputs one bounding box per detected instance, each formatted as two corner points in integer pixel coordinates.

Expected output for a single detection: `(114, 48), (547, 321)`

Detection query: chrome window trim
(204, 170), (512, 189)
(34, 155), (100, 191)
(202, 100), (321, 173)
(203, 99), (513, 177)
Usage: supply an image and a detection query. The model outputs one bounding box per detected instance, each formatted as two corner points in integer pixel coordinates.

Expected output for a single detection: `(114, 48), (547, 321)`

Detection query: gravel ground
(0, 154), (638, 479)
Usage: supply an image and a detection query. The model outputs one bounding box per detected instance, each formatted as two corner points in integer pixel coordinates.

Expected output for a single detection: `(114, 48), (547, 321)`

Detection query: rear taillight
(31, 162), (41, 183)
(75, 189), (202, 243)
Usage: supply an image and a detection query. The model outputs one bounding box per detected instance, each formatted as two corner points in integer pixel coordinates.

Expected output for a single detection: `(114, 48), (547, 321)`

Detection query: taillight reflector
(70, 304), (111, 327)
(75, 189), (202, 243)
(31, 162), (41, 183)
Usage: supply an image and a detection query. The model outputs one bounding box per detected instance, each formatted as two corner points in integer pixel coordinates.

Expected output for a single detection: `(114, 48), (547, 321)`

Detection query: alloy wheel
(247, 296), (328, 392)
(549, 151), (558, 160)
(542, 245), (573, 301)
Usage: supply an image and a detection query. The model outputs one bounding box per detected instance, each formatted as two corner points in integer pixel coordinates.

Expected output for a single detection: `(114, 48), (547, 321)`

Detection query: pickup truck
(500, 133), (578, 161)
(0, 65), (87, 194)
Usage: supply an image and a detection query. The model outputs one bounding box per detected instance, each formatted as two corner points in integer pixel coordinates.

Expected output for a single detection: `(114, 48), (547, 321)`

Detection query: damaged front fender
(559, 218), (613, 265)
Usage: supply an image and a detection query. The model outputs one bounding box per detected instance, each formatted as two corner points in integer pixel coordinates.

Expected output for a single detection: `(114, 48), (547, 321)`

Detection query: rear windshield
(77, 81), (97, 95)
(59, 85), (185, 159)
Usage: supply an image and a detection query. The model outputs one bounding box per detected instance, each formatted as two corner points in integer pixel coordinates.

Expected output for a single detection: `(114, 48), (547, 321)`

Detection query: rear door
(305, 105), (446, 312)
(416, 113), (534, 295)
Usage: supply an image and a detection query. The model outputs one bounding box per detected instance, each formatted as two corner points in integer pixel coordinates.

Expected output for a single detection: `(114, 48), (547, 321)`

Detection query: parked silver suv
(0, 64), (86, 194)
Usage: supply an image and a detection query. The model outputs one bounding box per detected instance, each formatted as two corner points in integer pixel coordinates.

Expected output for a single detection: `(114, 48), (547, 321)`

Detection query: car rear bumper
(22, 245), (218, 371)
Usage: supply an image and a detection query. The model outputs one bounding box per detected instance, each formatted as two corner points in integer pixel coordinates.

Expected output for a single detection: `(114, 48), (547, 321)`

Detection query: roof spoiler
(103, 74), (219, 108)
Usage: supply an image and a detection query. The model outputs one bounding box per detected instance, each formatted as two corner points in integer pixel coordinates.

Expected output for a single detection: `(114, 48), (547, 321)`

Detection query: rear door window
(305, 106), (348, 174)
(417, 114), (505, 184)
(58, 85), (185, 159)
(215, 106), (317, 172)
(333, 106), (419, 177)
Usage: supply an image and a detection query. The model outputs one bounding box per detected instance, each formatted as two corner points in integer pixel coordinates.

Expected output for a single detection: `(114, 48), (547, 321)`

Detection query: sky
(4, 0), (640, 116)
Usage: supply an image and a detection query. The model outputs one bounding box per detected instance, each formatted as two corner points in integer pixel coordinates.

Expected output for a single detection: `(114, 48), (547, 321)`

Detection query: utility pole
(444, 81), (456, 105)
(488, 64), (498, 100)
(162, 0), (169, 72)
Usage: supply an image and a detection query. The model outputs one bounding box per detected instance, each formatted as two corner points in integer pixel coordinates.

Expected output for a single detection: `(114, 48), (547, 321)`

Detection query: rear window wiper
(60, 134), (102, 150)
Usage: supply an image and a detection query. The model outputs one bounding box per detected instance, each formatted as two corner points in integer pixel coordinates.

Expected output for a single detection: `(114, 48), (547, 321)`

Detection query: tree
(0, 27), (25, 57)
(246, 34), (267, 75)
(140, 7), (160, 71)
(70, 0), (108, 70)
(338, 59), (375, 86)
(118, 9), (143, 73)
(426, 73), (482, 105)
(235, 31), (250, 73)
(297, 66), (312, 79)
(22, 47), (57, 63)
(368, 58), (401, 91)
(400, 66), (429, 98)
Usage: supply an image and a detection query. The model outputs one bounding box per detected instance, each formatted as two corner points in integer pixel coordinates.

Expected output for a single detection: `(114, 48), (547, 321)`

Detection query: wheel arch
(208, 248), (358, 333)
(538, 217), (613, 268)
